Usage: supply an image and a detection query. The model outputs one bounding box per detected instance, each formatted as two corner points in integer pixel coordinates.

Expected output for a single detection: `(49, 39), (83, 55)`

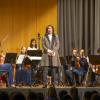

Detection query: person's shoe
(18, 83), (22, 87)
(42, 84), (47, 88)
(11, 84), (16, 88)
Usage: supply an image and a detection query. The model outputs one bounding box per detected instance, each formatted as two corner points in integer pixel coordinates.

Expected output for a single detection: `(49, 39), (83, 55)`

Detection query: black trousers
(43, 66), (58, 85)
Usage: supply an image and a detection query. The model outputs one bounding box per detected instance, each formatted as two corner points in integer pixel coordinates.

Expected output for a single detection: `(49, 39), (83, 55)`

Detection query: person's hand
(47, 49), (55, 56)
(51, 51), (55, 56)
(47, 49), (52, 53)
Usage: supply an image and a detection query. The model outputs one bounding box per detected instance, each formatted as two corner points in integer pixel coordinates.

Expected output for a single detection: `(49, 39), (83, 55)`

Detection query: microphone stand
(48, 55), (53, 86)
(38, 33), (41, 50)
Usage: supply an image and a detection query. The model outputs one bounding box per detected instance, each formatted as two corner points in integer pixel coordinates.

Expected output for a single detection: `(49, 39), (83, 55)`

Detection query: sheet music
(28, 56), (42, 60)
(16, 55), (25, 64)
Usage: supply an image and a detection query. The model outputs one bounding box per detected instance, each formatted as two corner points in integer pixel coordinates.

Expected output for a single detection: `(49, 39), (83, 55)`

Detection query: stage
(0, 85), (100, 100)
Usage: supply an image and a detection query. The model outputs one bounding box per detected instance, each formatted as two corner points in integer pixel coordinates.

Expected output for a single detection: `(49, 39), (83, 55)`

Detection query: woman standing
(41, 25), (61, 88)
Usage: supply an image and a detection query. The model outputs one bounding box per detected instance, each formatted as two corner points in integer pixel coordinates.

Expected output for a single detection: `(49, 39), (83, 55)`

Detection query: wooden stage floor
(0, 85), (100, 100)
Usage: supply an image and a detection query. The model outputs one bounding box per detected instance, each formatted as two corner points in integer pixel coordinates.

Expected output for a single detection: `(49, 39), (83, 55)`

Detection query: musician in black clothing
(27, 38), (40, 86)
(64, 48), (78, 85)
(64, 49), (89, 86)
(73, 49), (89, 85)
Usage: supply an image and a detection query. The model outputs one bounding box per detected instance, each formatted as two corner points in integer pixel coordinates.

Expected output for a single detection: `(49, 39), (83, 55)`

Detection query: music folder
(16, 54), (25, 64)
(4, 53), (17, 64)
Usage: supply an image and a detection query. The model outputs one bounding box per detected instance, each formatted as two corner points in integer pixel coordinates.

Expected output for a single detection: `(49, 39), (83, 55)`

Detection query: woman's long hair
(20, 46), (27, 54)
(45, 25), (56, 42)
(46, 25), (54, 34)
(30, 39), (37, 48)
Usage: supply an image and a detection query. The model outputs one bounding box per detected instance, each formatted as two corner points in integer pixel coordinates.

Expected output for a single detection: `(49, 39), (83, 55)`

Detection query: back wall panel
(0, 0), (57, 53)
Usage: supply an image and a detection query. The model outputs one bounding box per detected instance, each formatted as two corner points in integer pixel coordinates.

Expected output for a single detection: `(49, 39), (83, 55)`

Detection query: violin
(76, 56), (80, 69)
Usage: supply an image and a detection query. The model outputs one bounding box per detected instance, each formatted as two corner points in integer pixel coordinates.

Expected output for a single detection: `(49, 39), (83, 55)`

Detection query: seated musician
(16, 46), (32, 86)
(27, 38), (40, 85)
(73, 49), (89, 85)
(0, 52), (14, 87)
(27, 39), (38, 50)
(16, 46), (26, 86)
(64, 48), (78, 85)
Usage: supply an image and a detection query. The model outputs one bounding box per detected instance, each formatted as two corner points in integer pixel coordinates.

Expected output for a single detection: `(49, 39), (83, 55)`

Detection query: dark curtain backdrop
(58, 0), (100, 56)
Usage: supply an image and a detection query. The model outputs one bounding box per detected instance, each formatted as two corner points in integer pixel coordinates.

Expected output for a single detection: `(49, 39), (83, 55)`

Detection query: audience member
(0, 91), (9, 100)
(11, 92), (25, 100)
(70, 87), (80, 100)
(59, 90), (68, 100)
(27, 92), (37, 100)
(46, 86), (58, 100)
(84, 91), (91, 100)
(37, 92), (44, 100)
(62, 94), (72, 100)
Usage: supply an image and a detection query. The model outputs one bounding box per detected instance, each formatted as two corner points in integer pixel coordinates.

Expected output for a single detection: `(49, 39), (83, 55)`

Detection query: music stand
(27, 50), (42, 57)
(88, 55), (100, 65)
(59, 57), (68, 70)
(4, 53), (17, 64)
(27, 50), (42, 84)
(66, 55), (72, 65)
(27, 50), (42, 65)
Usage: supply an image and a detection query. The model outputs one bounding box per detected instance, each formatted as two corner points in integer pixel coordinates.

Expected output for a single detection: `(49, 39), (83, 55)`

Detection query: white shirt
(48, 34), (52, 42)
(27, 47), (38, 50)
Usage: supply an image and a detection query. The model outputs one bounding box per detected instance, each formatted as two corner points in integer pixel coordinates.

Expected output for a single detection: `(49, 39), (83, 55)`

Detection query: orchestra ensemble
(0, 25), (100, 88)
